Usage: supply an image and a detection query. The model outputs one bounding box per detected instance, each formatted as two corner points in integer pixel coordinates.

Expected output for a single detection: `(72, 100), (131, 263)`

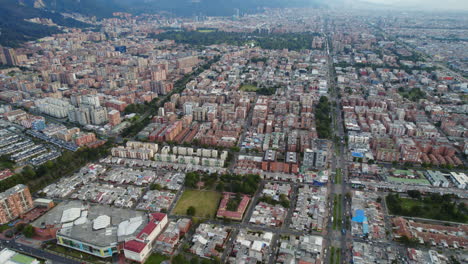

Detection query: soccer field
(172, 189), (221, 218)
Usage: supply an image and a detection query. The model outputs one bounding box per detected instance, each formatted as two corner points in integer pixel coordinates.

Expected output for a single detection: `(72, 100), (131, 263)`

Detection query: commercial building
(123, 213), (168, 263)
(0, 184), (34, 224)
(33, 200), (164, 260)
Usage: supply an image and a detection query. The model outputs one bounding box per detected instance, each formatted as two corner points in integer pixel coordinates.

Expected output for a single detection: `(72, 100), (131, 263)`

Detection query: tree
(172, 254), (189, 264)
(397, 235), (419, 247)
(150, 183), (162, 191)
(201, 259), (212, 264)
(22, 166), (36, 179)
(216, 182), (224, 192)
(407, 190), (421, 199)
(22, 224), (35, 238)
(187, 206), (196, 216)
(279, 194), (290, 208)
(229, 146), (240, 152)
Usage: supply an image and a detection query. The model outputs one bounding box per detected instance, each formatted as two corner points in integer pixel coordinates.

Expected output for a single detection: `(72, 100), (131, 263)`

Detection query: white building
(449, 172), (467, 189)
(0, 248), (40, 264)
(124, 213), (168, 263)
(35, 98), (73, 118)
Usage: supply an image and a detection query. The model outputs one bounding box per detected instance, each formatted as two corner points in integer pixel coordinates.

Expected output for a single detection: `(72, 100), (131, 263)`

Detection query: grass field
(172, 190), (221, 218)
(386, 193), (468, 223)
(240, 84), (259, 92)
(335, 169), (342, 184)
(332, 194), (343, 230)
(145, 253), (169, 264)
(330, 247), (341, 264)
(0, 224), (11, 232)
(387, 176), (429, 185)
(197, 29), (215, 33)
(333, 195), (338, 230)
(334, 247), (341, 264)
(399, 198), (425, 211)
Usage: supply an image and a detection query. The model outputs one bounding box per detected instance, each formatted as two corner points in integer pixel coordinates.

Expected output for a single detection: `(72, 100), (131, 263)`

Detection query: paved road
(323, 32), (353, 264)
(228, 94), (258, 174)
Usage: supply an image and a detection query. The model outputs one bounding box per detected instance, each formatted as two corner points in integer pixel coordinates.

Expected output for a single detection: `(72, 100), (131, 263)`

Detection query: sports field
(172, 190), (221, 218)
(197, 29), (216, 33)
(240, 84), (259, 92)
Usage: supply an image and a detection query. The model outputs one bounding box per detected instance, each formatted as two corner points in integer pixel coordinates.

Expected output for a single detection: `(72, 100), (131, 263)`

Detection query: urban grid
(0, 2), (467, 264)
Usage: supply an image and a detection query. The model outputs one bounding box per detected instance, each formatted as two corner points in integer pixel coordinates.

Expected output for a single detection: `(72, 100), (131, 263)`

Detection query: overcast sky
(362, 0), (468, 11)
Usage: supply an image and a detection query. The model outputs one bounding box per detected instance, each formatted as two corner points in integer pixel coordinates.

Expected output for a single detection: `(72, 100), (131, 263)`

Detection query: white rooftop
(93, 215), (111, 230)
(61, 207), (81, 223)
(117, 216), (143, 236)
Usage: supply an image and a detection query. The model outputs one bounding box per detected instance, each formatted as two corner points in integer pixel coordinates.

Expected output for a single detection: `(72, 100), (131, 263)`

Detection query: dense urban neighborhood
(0, 3), (467, 264)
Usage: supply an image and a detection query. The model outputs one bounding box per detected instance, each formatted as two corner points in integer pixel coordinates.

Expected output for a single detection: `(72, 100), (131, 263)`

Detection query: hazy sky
(363, 0), (468, 11)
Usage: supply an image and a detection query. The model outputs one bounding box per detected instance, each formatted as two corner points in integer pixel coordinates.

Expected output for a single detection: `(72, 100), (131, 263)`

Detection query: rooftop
(33, 200), (148, 247)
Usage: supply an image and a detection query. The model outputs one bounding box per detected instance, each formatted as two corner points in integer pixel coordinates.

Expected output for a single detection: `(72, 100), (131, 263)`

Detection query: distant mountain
(0, 0), (92, 47)
(13, 0), (325, 18)
(0, 0), (325, 47)
(142, 0), (324, 16)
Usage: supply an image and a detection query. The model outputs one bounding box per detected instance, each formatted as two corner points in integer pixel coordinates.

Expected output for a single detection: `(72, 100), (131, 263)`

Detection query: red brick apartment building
(0, 184), (34, 224)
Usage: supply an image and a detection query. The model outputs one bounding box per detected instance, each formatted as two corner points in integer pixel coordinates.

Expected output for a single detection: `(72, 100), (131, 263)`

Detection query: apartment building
(0, 184), (34, 224)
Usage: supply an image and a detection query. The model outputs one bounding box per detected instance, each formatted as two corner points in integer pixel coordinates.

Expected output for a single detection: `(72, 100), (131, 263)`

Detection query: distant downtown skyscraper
(2, 47), (19, 66)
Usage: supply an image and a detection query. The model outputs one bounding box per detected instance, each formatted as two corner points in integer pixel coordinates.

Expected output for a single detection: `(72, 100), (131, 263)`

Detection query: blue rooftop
(351, 152), (364, 158)
(352, 209), (366, 223)
(363, 223), (369, 234)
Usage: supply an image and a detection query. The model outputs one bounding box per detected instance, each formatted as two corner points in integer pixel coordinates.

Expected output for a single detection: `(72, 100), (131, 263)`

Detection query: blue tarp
(313, 180), (326, 186)
(351, 152), (364, 158)
(352, 209), (366, 223)
(363, 223), (369, 234)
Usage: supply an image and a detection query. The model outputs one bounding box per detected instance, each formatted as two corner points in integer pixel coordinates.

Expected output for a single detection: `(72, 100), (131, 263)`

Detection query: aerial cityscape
(0, 1), (467, 264)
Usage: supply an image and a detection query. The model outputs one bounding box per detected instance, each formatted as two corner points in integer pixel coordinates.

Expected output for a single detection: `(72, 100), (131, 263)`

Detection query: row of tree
(315, 96), (332, 139)
(259, 194), (290, 208)
(184, 172), (261, 195)
(151, 31), (321, 51)
(386, 192), (467, 223)
(0, 141), (114, 193)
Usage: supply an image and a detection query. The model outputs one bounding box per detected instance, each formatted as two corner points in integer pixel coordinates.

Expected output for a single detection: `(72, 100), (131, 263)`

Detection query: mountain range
(0, 0), (327, 47)
(0, 0), (390, 48)
(0, 0), (93, 47)
(20, 0), (325, 17)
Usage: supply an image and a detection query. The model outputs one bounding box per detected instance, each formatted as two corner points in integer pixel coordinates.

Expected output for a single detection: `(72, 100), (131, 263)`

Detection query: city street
(323, 32), (353, 264)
